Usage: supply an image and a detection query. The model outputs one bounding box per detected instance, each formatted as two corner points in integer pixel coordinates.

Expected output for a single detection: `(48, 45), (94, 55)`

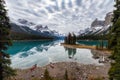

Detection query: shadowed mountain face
(10, 23), (64, 40)
(10, 23), (39, 34)
(10, 23), (49, 40)
(5, 0), (114, 34)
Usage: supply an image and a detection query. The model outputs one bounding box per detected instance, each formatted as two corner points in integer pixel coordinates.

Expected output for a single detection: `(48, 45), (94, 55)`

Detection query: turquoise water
(77, 40), (108, 47)
(6, 40), (53, 55)
(6, 40), (104, 69)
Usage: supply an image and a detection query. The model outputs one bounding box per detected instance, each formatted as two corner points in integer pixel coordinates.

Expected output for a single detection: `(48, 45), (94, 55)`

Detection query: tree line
(77, 34), (109, 40)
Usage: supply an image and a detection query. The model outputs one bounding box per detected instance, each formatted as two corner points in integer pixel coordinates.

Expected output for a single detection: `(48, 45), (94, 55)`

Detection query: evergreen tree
(73, 33), (76, 44)
(108, 0), (120, 49)
(100, 39), (104, 49)
(108, 0), (120, 79)
(64, 33), (76, 45)
(44, 68), (52, 80)
(65, 36), (68, 44)
(109, 18), (120, 80)
(68, 33), (72, 44)
(0, 0), (15, 80)
(64, 70), (69, 80)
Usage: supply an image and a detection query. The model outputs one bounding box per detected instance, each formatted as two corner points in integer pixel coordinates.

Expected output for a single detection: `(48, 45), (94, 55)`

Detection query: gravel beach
(10, 63), (110, 80)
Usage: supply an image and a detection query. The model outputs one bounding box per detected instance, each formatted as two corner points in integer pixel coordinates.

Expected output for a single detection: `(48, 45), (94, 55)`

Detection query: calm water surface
(7, 40), (105, 69)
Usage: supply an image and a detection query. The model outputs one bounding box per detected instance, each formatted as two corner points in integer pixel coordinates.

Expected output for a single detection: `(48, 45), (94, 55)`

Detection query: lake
(6, 40), (107, 69)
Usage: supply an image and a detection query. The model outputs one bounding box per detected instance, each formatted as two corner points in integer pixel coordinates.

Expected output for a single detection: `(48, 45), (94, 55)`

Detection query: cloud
(5, 0), (114, 34)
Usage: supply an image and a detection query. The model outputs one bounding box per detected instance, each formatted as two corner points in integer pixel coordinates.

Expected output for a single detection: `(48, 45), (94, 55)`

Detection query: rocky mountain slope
(10, 20), (64, 40)
(78, 12), (113, 36)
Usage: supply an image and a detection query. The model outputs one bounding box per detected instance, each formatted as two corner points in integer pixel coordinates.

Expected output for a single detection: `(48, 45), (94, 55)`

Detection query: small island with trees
(62, 33), (109, 52)
(64, 33), (77, 45)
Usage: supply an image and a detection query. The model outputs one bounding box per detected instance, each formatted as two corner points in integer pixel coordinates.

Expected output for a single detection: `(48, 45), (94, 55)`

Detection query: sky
(5, 0), (114, 34)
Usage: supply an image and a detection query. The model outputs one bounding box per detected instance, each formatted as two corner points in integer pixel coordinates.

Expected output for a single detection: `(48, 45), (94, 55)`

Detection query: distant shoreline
(61, 43), (96, 49)
(77, 40), (108, 41)
(12, 39), (54, 42)
(61, 43), (111, 54)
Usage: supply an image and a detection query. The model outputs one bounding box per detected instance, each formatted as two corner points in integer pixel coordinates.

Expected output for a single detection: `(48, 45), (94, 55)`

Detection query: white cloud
(5, 0), (114, 34)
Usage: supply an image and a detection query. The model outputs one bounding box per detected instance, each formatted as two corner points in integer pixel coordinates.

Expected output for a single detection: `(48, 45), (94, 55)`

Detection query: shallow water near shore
(6, 40), (106, 69)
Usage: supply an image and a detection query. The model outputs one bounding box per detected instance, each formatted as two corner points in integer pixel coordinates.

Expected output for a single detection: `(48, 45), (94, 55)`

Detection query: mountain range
(78, 12), (113, 36)
(10, 20), (64, 40)
(10, 12), (112, 40)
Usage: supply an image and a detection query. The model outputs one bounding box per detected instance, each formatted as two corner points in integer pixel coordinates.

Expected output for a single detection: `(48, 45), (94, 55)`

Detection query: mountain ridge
(78, 12), (113, 36)
(10, 22), (64, 40)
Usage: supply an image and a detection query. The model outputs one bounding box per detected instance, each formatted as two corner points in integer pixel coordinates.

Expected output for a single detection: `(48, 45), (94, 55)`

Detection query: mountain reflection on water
(7, 40), (104, 69)
(7, 40), (56, 55)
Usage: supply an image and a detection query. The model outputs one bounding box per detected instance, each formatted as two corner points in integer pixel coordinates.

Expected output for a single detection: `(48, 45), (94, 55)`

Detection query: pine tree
(64, 70), (69, 80)
(44, 68), (52, 80)
(108, 0), (120, 49)
(65, 36), (68, 44)
(100, 39), (104, 49)
(73, 33), (76, 44)
(109, 18), (120, 80)
(68, 33), (72, 44)
(108, 0), (120, 79)
(0, 0), (15, 80)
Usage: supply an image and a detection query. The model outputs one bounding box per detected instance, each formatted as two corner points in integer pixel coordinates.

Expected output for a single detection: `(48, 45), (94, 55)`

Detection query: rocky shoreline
(9, 61), (110, 80)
